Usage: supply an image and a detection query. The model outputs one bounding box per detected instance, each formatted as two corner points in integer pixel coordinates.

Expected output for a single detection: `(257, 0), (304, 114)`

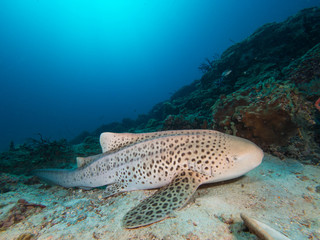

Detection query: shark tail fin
(32, 168), (77, 188)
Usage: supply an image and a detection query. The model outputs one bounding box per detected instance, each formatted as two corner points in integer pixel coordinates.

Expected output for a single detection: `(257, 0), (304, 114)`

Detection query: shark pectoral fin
(122, 170), (206, 229)
(103, 182), (126, 198)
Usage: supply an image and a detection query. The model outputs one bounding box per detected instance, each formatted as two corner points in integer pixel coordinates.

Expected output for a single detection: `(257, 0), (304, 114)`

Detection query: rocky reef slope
(90, 7), (320, 163)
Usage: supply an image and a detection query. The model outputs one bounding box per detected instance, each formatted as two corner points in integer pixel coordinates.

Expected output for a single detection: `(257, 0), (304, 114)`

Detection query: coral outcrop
(140, 7), (320, 163)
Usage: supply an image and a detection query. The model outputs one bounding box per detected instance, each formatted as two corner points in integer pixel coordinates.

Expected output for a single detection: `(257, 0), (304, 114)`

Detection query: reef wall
(133, 7), (320, 163)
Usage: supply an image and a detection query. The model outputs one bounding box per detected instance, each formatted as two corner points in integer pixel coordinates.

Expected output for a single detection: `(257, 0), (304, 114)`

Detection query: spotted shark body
(33, 130), (263, 228)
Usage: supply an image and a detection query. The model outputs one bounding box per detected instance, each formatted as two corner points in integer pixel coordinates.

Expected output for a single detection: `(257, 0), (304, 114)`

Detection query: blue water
(0, 0), (319, 151)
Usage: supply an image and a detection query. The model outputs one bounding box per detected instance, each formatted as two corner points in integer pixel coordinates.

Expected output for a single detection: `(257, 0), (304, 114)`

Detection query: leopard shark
(33, 129), (263, 228)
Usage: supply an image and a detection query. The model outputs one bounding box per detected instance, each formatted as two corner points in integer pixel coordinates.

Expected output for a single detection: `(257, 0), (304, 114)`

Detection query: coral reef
(138, 7), (320, 163)
(140, 7), (320, 163)
(211, 78), (318, 162)
(316, 97), (320, 111)
(0, 136), (75, 175)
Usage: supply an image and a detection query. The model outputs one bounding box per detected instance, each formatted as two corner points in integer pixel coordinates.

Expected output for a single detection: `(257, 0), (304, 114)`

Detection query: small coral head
(315, 97), (320, 111)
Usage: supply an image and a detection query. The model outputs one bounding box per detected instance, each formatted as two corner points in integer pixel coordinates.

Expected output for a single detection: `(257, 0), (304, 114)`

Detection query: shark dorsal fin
(99, 132), (143, 153)
(76, 132), (165, 168)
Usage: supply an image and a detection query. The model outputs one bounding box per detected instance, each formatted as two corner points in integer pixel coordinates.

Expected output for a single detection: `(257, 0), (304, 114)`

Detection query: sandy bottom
(0, 154), (319, 240)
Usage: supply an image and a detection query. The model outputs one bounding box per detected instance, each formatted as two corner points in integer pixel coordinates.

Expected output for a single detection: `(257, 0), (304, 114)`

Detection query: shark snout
(227, 136), (264, 177)
(240, 143), (264, 170)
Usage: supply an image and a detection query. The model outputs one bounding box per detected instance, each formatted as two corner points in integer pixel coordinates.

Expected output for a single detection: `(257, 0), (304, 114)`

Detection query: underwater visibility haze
(0, 0), (319, 150)
(1, 1), (320, 239)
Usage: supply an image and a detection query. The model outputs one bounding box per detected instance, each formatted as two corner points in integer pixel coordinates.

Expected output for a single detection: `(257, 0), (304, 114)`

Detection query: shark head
(209, 134), (264, 183)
